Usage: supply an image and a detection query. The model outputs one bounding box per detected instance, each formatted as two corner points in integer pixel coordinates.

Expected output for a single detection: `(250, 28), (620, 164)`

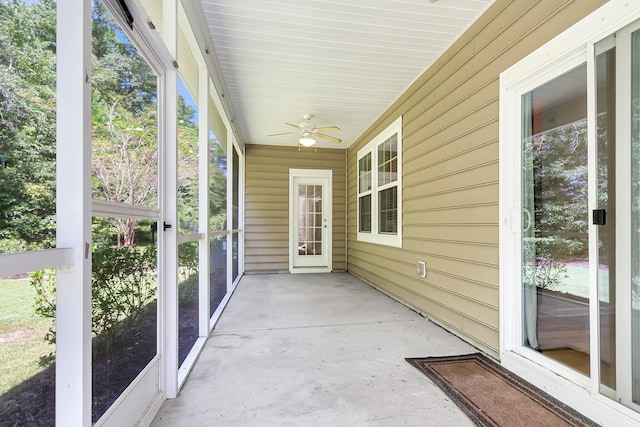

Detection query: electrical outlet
(417, 261), (426, 278)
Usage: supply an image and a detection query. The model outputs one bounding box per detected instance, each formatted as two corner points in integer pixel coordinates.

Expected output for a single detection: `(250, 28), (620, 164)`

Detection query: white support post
(56, 0), (92, 425)
(198, 68), (210, 335)
(226, 129), (234, 290)
(162, 0), (179, 399)
(239, 143), (245, 277)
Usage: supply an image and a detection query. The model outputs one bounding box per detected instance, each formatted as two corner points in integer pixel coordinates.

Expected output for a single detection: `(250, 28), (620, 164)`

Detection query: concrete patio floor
(151, 272), (477, 426)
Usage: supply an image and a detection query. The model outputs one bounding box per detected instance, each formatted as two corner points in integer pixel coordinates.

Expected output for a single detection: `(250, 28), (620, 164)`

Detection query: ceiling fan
(268, 114), (341, 147)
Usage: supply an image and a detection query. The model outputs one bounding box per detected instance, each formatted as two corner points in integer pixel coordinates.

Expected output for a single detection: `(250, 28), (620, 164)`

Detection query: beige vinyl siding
(245, 145), (346, 272)
(346, 0), (606, 356)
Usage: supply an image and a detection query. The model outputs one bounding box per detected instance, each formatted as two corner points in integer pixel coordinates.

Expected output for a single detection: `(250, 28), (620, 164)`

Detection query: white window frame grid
(356, 116), (402, 248)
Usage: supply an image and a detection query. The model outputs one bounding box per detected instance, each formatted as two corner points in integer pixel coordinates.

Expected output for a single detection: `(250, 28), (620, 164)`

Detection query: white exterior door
(289, 169), (332, 273)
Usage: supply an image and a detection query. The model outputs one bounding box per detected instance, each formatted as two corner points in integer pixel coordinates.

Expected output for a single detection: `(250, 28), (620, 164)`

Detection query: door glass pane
(521, 64), (590, 377)
(596, 45), (616, 391)
(298, 184), (322, 256)
(631, 29), (640, 404)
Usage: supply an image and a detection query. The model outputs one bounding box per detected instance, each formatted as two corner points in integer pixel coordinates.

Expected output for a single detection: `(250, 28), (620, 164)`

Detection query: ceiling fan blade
(268, 132), (295, 137)
(314, 126), (341, 133)
(285, 123), (303, 131)
(315, 133), (342, 143)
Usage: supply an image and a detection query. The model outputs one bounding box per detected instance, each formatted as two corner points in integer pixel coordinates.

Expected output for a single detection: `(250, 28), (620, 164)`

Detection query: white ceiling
(200, 0), (495, 149)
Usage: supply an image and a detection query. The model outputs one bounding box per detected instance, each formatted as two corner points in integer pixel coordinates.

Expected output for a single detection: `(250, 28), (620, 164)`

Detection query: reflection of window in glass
(0, 0), (57, 254)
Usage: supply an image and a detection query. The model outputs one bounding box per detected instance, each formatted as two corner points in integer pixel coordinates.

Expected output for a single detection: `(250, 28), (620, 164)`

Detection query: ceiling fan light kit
(269, 114), (342, 147)
(299, 135), (316, 147)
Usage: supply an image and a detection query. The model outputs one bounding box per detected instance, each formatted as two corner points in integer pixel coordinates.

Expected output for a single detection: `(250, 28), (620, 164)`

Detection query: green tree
(177, 95), (199, 232)
(209, 139), (227, 231)
(91, 0), (160, 247)
(0, 0), (57, 251)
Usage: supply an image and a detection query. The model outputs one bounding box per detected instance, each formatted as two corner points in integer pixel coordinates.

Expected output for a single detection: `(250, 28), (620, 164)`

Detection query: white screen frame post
(56, 0), (93, 425)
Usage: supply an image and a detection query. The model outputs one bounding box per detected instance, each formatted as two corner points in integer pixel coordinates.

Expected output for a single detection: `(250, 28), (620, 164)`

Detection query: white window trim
(357, 116), (402, 248)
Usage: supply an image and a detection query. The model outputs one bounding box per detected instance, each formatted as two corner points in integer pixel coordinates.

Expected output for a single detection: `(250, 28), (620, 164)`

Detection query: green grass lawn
(545, 264), (611, 302)
(0, 278), (54, 397)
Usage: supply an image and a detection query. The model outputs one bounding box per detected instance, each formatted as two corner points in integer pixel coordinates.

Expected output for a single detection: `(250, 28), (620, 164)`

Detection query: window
(357, 116), (402, 247)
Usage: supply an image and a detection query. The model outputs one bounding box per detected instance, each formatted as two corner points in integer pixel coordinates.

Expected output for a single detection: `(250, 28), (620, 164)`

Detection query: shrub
(30, 245), (158, 354)
(178, 242), (198, 305)
(29, 269), (56, 366)
(522, 236), (568, 290)
(91, 245), (157, 349)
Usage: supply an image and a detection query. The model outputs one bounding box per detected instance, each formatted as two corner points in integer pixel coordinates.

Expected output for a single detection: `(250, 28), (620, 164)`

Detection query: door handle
(592, 209), (606, 226)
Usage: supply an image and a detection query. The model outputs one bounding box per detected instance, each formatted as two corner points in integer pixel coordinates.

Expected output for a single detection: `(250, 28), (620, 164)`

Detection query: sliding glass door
(513, 16), (640, 413)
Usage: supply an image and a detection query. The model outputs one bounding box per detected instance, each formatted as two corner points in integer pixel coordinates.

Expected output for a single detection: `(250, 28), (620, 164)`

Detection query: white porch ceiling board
(212, 41), (440, 66)
(200, 0), (494, 148)
(221, 64), (415, 85)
